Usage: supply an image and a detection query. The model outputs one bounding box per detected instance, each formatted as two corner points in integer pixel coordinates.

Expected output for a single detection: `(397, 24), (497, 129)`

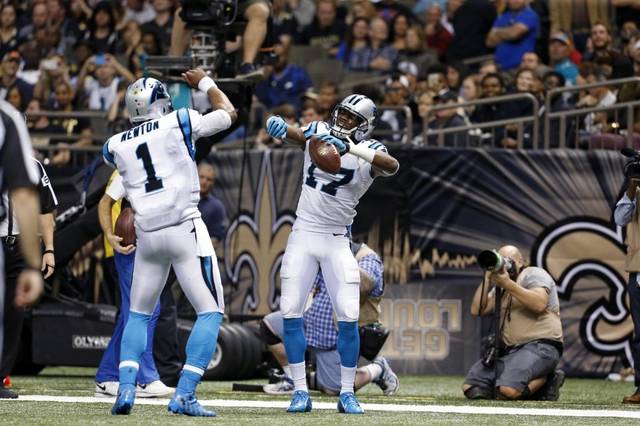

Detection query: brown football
(309, 136), (341, 174)
(115, 207), (136, 247)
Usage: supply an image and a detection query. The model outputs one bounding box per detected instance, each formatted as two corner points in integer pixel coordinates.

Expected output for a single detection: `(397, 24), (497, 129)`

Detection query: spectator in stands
(367, 17), (398, 73)
(49, 80), (93, 165)
(335, 17), (371, 72)
(388, 12), (410, 52)
(471, 72), (511, 145)
(34, 54), (71, 105)
(446, 0), (496, 64)
(117, 20), (144, 77)
(520, 52), (541, 72)
(380, 74), (409, 142)
(400, 25), (437, 76)
(618, 58), (640, 135)
(348, 0), (377, 24)
(550, 0), (608, 53)
(25, 98), (66, 149)
(478, 59), (499, 78)
(198, 162), (226, 248)
(425, 64), (448, 95)
(17, 41), (43, 86)
(142, 0), (174, 54)
(77, 53), (134, 112)
(297, 0), (346, 55)
(585, 23), (627, 66)
(48, 0), (81, 55)
(69, 0), (92, 31)
(6, 85), (23, 111)
(424, 3), (452, 61)
(82, 1), (119, 54)
(486, 0), (540, 71)
(255, 42), (312, 112)
(427, 91), (467, 147)
(543, 70), (577, 147)
(547, 31), (579, 85)
(502, 68), (541, 148)
(17, 2), (48, 43)
(374, 0), (415, 23)
(300, 102), (322, 126)
(0, 4), (18, 59)
(577, 66), (617, 138)
(460, 74), (481, 117)
(446, 63), (466, 93)
(0, 51), (33, 107)
(123, 0), (157, 25)
(398, 61), (419, 92)
(317, 80), (339, 120)
(412, 90), (435, 143)
(272, 0), (298, 46)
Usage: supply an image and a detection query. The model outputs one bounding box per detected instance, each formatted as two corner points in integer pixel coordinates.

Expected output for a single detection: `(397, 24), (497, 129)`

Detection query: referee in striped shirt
(0, 100), (44, 399)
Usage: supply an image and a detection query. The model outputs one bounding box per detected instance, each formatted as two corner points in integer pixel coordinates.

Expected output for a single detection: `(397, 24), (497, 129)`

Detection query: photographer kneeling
(462, 245), (565, 401)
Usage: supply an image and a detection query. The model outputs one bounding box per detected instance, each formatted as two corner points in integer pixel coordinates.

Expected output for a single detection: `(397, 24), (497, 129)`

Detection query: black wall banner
(208, 147), (630, 377)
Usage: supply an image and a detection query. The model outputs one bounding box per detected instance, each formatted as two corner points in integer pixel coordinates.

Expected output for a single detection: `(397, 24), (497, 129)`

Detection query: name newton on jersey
(120, 120), (160, 142)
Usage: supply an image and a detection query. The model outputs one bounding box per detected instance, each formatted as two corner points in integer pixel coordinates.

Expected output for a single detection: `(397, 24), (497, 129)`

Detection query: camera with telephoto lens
(477, 250), (518, 281)
(621, 148), (640, 179)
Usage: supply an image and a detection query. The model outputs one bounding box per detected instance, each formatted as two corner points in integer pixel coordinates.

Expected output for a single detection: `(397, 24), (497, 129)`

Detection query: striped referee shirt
(0, 100), (39, 215)
(303, 253), (384, 351)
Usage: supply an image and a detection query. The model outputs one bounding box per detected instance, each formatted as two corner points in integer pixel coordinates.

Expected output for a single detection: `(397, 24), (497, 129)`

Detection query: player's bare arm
(98, 193), (135, 255)
(182, 68), (238, 123)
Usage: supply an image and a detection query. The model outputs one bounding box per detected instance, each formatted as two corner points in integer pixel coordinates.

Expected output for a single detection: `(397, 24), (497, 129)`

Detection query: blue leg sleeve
(337, 321), (359, 368)
(119, 311), (151, 386)
(282, 317), (306, 364)
(137, 300), (161, 384)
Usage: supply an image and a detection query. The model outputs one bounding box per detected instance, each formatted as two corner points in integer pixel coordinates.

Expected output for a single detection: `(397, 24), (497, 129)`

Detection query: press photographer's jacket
(614, 193), (640, 272)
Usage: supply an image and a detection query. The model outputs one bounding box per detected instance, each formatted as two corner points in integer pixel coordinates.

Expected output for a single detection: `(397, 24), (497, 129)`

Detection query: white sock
(289, 361), (307, 392)
(282, 364), (292, 379)
(340, 365), (357, 395)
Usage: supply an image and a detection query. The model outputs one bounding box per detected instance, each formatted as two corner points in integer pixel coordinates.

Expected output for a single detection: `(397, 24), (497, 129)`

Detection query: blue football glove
(266, 115), (288, 139)
(318, 134), (349, 155)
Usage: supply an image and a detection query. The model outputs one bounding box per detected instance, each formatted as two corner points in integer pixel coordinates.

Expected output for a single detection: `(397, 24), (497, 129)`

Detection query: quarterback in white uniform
(265, 94), (399, 414)
(103, 69), (237, 417)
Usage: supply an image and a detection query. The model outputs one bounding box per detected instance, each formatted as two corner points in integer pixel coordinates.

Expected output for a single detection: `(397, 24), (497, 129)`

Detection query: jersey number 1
(136, 142), (163, 192)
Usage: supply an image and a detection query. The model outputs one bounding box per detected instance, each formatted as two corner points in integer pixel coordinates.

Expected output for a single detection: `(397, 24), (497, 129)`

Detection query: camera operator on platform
(462, 245), (565, 401)
(614, 160), (640, 404)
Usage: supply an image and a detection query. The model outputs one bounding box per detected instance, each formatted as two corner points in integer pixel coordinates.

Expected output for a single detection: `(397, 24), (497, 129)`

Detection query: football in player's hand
(115, 207), (136, 247)
(309, 136), (341, 174)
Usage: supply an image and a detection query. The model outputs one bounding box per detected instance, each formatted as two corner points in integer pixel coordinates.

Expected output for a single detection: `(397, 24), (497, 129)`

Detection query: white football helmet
(125, 77), (172, 123)
(329, 94), (378, 142)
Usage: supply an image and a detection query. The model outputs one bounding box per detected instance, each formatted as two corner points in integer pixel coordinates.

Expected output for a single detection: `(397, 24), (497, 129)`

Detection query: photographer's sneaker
(137, 380), (174, 398)
(539, 369), (565, 401)
(95, 381), (119, 397)
(0, 385), (17, 399)
(372, 357), (400, 396)
(264, 378), (294, 395)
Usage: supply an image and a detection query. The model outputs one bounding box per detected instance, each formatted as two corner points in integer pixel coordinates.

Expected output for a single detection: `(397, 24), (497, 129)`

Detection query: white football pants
(280, 229), (360, 322)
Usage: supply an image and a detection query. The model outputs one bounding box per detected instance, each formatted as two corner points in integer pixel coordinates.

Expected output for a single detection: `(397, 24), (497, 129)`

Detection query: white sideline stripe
(4, 395), (640, 419)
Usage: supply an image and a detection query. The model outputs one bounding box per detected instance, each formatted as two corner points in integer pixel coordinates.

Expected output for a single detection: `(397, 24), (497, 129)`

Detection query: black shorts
(464, 340), (561, 392)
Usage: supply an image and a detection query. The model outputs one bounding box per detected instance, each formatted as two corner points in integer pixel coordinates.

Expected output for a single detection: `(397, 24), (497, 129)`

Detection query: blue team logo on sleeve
(303, 121), (319, 139)
(102, 139), (115, 166)
(177, 108), (195, 159)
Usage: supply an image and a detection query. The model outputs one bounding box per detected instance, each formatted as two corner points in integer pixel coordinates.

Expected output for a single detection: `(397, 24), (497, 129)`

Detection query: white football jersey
(103, 108), (231, 231)
(294, 120), (387, 234)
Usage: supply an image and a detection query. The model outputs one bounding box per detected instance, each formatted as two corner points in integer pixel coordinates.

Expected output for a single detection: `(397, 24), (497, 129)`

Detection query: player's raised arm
(265, 115), (306, 147)
(182, 69), (238, 124)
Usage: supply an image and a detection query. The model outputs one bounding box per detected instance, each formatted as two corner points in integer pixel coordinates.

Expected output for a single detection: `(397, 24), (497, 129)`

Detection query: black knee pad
(259, 319), (282, 345)
(464, 385), (494, 400)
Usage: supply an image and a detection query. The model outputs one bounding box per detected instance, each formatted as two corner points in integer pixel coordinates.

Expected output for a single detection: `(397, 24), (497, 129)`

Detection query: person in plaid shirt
(260, 242), (399, 396)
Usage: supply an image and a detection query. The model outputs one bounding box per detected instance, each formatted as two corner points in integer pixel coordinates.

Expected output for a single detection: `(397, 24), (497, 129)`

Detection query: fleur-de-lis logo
(531, 217), (632, 374)
(224, 152), (295, 314)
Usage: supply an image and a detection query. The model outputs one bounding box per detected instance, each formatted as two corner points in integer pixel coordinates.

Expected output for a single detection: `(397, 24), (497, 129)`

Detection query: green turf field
(2, 367), (640, 425)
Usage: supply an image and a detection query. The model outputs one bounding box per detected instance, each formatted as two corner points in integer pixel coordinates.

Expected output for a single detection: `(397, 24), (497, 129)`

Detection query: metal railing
(376, 105), (413, 144)
(544, 77), (640, 148)
(421, 93), (540, 148)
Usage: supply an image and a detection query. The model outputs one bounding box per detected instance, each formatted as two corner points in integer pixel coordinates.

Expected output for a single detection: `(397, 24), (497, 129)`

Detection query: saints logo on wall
(531, 217), (631, 376)
(223, 153), (295, 315)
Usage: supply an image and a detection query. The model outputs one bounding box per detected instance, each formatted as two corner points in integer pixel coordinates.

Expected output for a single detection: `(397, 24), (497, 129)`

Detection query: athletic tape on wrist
(198, 76), (217, 93)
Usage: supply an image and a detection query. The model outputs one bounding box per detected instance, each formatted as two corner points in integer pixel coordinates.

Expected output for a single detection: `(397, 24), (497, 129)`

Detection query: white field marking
(3, 395), (640, 419)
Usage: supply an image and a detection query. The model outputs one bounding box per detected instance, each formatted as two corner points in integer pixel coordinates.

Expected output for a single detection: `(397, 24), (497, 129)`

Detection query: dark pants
(152, 271), (181, 387)
(629, 273), (640, 387)
(0, 241), (25, 377)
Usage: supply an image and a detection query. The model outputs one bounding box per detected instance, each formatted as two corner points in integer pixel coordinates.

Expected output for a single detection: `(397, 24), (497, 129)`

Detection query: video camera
(477, 250), (518, 281)
(621, 148), (640, 179)
(180, 0), (237, 30)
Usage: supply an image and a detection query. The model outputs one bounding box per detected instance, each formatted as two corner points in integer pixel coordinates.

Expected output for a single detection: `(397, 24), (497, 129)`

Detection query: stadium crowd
(0, 0), (638, 155)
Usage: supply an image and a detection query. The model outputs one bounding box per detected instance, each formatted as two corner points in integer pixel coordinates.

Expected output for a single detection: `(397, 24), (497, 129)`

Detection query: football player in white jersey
(103, 69), (236, 417)
(265, 94), (399, 414)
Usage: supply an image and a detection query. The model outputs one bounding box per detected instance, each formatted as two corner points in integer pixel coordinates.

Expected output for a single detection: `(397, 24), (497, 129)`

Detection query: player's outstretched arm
(265, 115), (306, 147)
(370, 150), (400, 177)
(183, 69), (238, 123)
